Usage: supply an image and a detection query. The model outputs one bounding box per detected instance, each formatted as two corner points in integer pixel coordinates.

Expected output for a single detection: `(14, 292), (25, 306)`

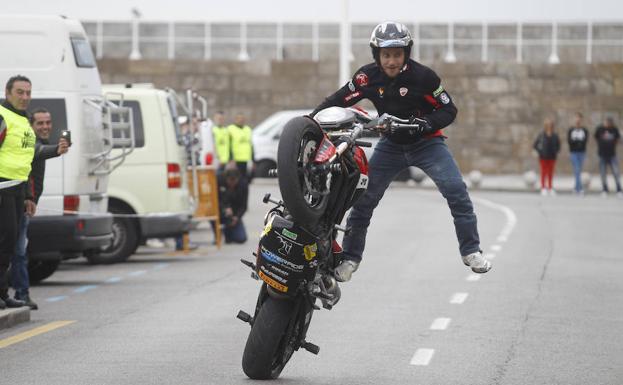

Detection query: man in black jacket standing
(311, 22), (490, 282)
(11, 107), (69, 309)
(594, 116), (622, 197)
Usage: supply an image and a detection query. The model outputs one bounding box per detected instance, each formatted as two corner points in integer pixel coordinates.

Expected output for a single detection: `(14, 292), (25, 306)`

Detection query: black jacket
(30, 138), (62, 203)
(533, 132), (561, 160)
(312, 59), (458, 144)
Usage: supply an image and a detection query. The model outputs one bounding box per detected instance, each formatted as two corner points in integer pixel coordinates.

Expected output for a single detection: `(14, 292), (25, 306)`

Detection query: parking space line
(46, 296), (68, 302)
(105, 276), (123, 283)
(73, 285), (98, 293)
(128, 270), (147, 277)
(490, 244), (502, 252)
(450, 292), (469, 304)
(429, 318), (451, 330)
(410, 348), (435, 365)
(0, 321), (75, 349)
(484, 253), (496, 260)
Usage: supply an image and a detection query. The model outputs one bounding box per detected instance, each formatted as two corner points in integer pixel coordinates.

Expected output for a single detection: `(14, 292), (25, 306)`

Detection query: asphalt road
(1, 182), (622, 385)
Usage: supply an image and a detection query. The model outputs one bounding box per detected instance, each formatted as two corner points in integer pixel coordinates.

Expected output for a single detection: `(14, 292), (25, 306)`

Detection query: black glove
(408, 117), (435, 135)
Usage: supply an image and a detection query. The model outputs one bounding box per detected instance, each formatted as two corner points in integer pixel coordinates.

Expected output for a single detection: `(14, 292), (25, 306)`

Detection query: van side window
(110, 100), (145, 148)
(70, 37), (96, 68)
(1, 98), (68, 142)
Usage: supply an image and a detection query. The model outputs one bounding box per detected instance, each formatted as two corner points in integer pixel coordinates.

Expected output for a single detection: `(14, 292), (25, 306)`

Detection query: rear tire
(28, 259), (61, 284)
(242, 297), (296, 379)
(88, 206), (138, 264)
(277, 116), (328, 226)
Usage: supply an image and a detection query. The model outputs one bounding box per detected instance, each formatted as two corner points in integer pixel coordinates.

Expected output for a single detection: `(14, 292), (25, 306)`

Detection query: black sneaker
(16, 296), (38, 310)
(2, 297), (25, 308)
(0, 297), (6, 310)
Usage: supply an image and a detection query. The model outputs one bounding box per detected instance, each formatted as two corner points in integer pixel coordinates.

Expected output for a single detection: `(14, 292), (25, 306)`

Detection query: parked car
(0, 15), (135, 282)
(252, 109), (416, 180)
(97, 84), (193, 263)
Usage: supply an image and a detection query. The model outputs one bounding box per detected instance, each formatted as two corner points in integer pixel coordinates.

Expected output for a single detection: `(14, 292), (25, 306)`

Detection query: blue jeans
(569, 151), (586, 193)
(342, 136), (480, 262)
(11, 214), (30, 299)
(224, 218), (247, 244)
(599, 156), (622, 192)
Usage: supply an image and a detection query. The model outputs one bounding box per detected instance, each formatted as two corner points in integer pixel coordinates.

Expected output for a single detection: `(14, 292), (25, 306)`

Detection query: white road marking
(410, 349), (435, 366)
(73, 285), (97, 294)
(466, 274), (481, 282)
(46, 296), (67, 302)
(429, 318), (451, 330)
(450, 292), (469, 304)
(490, 244), (502, 252)
(497, 235), (508, 242)
(105, 276), (123, 283)
(153, 263), (169, 270)
(128, 270), (147, 277)
(484, 253), (496, 260)
(471, 196), (518, 249)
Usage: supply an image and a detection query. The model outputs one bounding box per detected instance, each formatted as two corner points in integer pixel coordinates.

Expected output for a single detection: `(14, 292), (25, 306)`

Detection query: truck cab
(97, 84), (193, 263)
(0, 15), (134, 281)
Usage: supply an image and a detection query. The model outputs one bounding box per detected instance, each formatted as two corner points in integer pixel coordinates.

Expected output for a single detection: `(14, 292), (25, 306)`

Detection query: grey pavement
(0, 182), (621, 385)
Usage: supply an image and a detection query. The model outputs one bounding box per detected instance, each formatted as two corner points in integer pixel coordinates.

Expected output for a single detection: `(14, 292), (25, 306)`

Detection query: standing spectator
(0, 75), (36, 309)
(11, 108), (69, 309)
(533, 118), (561, 196)
(227, 113), (253, 180)
(594, 116), (622, 197)
(567, 112), (589, 195)
(211, 111), (231, 172)
(218, 166), (248, 244)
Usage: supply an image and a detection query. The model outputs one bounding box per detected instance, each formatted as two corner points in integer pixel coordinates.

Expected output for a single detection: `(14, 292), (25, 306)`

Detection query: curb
(0, 307), (31, 331)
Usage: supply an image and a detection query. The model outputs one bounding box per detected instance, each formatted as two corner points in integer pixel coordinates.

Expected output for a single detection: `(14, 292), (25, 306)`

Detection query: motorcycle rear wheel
(242, 296), (297, 379)
(277, 116), (328, 227)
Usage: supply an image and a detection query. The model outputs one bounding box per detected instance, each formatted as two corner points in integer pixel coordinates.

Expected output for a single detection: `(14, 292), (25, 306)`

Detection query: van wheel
(255, 160), (277, 178)
(28, 260), (61, 284)
(88, 207), (139, 264)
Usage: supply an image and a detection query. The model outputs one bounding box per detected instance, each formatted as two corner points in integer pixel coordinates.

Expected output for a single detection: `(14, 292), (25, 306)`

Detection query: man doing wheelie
(311, 21), (491, 282)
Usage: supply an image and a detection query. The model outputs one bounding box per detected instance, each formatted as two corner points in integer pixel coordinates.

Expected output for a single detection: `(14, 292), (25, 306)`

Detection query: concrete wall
(98, 58), (623, 174)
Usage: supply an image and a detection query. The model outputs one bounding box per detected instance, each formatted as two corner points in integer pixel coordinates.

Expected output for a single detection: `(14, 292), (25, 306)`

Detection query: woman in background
(533, 118), (561, 196)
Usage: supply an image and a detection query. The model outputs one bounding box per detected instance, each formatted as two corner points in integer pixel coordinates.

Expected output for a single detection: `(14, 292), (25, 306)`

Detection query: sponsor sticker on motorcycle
(261, 246), (304, 272)
(258, 270), (288, 293)
(348, 80), (356, 92)
(282, 228), (298, 240)
(303, 243), (317, 261)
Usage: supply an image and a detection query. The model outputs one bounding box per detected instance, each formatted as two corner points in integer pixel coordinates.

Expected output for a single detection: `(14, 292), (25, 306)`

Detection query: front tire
(242, 297), (296, 379)
(277, 116), (328, 226)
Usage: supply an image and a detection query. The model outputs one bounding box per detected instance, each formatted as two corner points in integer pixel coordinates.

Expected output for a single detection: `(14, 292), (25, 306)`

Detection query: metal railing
(83, 20), (623, 64)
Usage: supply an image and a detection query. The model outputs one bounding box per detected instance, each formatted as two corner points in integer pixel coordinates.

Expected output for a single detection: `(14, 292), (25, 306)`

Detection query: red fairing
(314, 135), (336, 163)
(353, 146), (368, 175)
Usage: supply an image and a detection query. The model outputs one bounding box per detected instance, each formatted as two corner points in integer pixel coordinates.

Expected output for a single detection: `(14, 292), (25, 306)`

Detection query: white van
(0, 15), (134, 280)
(98, 84), (192, 263)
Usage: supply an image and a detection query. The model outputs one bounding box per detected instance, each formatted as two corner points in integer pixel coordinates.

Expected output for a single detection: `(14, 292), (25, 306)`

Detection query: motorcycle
(237, 107), (422, 379)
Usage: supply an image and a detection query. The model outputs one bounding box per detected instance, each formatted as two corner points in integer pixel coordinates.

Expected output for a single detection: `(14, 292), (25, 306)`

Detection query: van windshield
(71, 37), (96, 68)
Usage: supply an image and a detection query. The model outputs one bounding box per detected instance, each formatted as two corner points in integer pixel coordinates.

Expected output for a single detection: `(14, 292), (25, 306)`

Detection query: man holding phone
(10, 107), (69, 309)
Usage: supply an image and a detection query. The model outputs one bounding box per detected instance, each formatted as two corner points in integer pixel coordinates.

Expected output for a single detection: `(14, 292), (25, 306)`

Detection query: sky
(3, 0), (623, 23)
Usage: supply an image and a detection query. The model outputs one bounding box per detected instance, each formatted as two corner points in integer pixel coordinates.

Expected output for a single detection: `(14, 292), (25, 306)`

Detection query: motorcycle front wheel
(242, 296), (297, 379)
(277, 116), (328, 227)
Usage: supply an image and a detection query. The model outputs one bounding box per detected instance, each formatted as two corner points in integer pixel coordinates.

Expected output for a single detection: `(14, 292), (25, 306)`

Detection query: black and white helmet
(369, 22), (413, 64)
